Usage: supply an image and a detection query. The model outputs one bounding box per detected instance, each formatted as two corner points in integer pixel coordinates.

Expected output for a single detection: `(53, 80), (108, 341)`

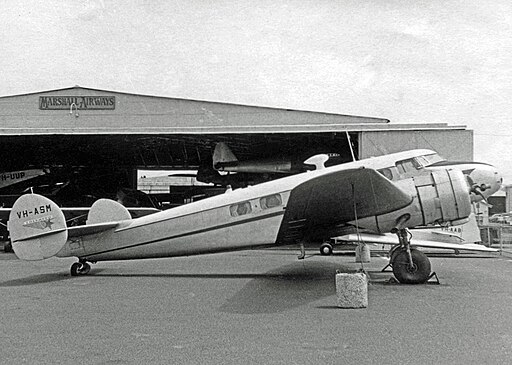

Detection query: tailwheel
(70, 261), (91, 276)
(391, 248), (431, 284)
(319, 242), (333, 256)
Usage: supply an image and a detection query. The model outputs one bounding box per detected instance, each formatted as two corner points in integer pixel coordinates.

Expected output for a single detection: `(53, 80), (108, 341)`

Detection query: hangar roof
(0, 86), (466, 135)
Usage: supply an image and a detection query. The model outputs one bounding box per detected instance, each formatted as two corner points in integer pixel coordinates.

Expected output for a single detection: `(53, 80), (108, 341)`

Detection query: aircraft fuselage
(53, 149), (483, 262)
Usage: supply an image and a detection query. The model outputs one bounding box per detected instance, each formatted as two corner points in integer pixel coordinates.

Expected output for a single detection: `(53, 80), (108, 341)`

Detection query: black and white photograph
(1, 1), (511, 364)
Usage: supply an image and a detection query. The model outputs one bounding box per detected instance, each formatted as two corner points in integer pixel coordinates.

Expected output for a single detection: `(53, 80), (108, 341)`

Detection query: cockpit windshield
(414, 153), (445, 168)
(379, 152), (447, 181)
(395, 153), (446, 175)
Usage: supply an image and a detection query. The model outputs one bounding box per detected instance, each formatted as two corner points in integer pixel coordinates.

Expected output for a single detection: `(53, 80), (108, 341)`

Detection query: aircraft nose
(466, 164), (502, 203)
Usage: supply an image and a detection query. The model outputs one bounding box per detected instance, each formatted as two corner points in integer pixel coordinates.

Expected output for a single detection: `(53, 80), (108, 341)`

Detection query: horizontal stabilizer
(8, 194), (68, 260)
(68, 221), (120, 238)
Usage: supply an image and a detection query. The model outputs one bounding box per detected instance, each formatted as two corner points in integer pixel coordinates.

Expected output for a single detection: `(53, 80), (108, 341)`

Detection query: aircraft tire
(320, 243), (333, 256)
(81, 262), (91, 275)
(392, 249), (431, 284)
(70, 263), (81, 276)
(70, 262), (91, 276)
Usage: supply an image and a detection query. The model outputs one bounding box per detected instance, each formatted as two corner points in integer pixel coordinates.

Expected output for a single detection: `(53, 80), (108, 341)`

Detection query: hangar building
(0, 86), (473, 208)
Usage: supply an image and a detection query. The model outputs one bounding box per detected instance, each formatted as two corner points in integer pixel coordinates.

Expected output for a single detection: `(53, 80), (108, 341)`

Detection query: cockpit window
(396, 158), (418, 174)
(229, 201), (252, 217)
(422, 153), (445, 166)
(413, 156), (430, 167)
(260, 194), (282, 209)
(396, 153), (446, 175)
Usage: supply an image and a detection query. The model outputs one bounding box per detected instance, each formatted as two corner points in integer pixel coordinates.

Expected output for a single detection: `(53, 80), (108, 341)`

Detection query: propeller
(466, 175), (491, 204)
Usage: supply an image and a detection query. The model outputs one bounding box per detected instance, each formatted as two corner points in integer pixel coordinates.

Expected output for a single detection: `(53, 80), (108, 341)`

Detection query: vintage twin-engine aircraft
(7, 149), (501, 284)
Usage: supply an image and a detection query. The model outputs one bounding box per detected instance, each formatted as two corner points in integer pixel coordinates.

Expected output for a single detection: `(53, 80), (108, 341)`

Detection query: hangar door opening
(0, 132), (359, 209)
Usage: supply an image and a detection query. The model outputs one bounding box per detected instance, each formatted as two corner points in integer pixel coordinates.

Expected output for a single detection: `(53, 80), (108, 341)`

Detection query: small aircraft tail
(8, 193), (68, 261)
(213, 142), (238, 169)
(429, 213), (482, 244)
(8, 194), (133, 261)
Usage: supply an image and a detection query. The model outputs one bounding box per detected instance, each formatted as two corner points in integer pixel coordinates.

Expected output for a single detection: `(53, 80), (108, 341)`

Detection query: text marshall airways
(39, 96), (115, 110)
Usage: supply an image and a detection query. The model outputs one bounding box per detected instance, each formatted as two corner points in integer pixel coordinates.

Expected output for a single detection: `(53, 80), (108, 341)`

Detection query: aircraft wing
(428, 230), (463, 240)
(338, 233), (498, 253)
(277, 168), (413, 244)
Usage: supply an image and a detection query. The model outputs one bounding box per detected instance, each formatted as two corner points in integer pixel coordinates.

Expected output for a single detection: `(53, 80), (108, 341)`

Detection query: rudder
(8, 194), (68, 260)
(87, 199), (131, 224)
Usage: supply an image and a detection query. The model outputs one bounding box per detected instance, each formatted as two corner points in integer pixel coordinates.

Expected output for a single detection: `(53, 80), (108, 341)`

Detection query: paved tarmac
(1, 249), (511, 365)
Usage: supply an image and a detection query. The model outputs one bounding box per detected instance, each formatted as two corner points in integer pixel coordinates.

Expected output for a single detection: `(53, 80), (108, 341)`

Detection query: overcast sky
(2, 1), (512, 180)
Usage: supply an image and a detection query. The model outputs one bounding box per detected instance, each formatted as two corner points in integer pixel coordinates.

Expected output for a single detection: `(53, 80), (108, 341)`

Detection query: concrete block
(336, 272), (368, 308)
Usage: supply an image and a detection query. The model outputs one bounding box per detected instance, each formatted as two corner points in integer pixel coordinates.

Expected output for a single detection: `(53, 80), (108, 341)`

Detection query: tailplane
(8, 194), (68, 260)
(213, 142), (238, 170)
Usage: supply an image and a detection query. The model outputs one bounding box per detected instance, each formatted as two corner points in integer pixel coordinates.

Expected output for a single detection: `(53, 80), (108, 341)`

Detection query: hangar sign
(39, 96), (116, 110)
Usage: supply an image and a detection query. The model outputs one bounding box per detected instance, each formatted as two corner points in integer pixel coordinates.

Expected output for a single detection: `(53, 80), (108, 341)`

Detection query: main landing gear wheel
(392, 248), (431, 284)
(70, 262), (91, 276)
(320, 243), (333, 256)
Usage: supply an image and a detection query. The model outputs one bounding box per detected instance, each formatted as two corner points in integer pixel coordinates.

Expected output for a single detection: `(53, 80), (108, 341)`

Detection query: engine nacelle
(354, 169), (472, 233)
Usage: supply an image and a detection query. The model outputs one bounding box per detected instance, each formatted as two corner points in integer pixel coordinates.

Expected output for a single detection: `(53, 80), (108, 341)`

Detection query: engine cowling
(354, 169), (472, 233)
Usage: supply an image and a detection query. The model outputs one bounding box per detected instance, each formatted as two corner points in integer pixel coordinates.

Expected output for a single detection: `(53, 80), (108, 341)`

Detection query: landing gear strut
(70, 260), (91, 276)
(390, 229), (432, 284)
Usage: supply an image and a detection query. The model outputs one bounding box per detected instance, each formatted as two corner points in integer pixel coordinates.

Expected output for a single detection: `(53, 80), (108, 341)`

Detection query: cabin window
(260, 194), (282, 209)
(396, 158), (420, 174)
(229, 201), (252, 217)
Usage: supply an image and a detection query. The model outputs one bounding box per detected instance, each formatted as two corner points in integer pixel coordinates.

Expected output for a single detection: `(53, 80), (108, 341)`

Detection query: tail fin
(8, 194), (68, 261)
(87, 198), (131, 224)
(430, 213), (482, 243)
(213, 142), (238, 170)
(458, 213), (482, 243)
